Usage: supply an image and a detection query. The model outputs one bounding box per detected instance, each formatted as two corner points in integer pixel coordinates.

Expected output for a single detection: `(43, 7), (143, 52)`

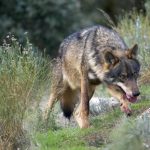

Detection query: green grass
(35, 128), (87, 150)
(140, 85), (150, 96)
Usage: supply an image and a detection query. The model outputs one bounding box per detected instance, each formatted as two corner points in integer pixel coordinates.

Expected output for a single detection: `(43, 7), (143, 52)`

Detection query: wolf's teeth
(126, 94), (131, 99)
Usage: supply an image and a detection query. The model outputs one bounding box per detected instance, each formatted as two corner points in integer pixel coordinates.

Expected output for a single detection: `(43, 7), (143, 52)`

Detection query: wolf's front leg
(74, 69), (90, 128)
(106, 84), (132, 116)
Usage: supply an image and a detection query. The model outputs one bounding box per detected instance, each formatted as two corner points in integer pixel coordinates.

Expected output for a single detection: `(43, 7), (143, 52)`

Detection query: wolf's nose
(133, 91), (140, 97)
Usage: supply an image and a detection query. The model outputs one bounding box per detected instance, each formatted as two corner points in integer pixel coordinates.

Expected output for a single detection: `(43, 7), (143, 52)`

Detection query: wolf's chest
(88, 70), (101, 85)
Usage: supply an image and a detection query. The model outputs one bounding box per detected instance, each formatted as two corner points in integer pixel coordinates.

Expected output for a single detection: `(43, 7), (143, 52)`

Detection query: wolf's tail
(60, 87), (77, 119)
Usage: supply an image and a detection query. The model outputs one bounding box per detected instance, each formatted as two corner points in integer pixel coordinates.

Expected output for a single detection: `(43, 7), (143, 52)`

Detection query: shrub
(0, 35), (51, 149)
(0, 0), (85, 57)
(106, 115), (150, 150)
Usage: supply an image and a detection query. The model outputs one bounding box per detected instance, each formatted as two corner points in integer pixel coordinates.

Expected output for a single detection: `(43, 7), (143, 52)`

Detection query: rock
(139, 107), (150, 118)
(40, 95), (120, 127)
(89, 97), (120, 115)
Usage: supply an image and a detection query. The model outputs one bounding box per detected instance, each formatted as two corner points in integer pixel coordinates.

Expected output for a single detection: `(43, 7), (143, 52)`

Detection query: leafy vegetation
(0, 0), (86, 57)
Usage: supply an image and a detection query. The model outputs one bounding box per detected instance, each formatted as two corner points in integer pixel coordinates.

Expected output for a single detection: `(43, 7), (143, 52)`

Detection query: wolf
(45, 25), (140, 128)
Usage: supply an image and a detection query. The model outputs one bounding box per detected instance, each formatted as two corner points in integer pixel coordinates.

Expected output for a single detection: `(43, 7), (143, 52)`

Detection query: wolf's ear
(104, 51), (118, 65)
(127, 44), (138, 58)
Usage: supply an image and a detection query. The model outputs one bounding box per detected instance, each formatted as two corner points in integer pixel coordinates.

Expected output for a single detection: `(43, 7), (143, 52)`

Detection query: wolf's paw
(120, 103), (132, 116)
(74, 112), (90, 128)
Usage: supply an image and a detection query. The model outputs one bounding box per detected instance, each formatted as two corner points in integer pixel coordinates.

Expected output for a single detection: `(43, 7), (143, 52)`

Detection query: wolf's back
(59, 25), (128, 58)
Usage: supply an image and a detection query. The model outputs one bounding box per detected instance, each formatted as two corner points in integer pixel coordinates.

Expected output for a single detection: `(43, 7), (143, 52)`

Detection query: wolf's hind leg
(46, 92), (59, 111)
(44, 91), (60, 120)
(44, 73), (66, 118)
(44, 58), (63, 118)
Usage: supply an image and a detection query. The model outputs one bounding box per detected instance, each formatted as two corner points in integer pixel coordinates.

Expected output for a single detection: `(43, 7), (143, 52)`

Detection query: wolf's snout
(133, 91), (140, 97)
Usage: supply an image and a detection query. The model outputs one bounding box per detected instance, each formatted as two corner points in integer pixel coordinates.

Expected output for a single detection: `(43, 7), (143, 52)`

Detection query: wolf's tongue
(123, 94), (137, 103)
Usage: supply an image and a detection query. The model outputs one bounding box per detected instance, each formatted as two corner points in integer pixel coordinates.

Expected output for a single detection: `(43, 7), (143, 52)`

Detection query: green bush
(106, 115), (150, 150)
(0, 35), (51, 149)
(0, 0), (145, 57)
(0, 0), (85, 57)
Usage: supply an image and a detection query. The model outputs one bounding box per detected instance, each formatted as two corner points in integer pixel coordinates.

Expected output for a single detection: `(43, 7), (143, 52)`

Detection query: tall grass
(0, 35), (51, 149)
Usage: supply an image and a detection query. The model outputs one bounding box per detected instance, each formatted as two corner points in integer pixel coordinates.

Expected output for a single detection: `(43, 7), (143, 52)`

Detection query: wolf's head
(103, 44), (140, 103)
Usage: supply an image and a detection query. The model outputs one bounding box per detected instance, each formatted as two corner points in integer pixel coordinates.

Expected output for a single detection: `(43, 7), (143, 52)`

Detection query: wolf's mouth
(123, 94), (137, 103)
(115, 82), (138, 103)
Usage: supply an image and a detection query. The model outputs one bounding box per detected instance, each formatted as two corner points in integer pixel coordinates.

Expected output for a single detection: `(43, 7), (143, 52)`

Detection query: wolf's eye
(119, 74), (127, 81)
